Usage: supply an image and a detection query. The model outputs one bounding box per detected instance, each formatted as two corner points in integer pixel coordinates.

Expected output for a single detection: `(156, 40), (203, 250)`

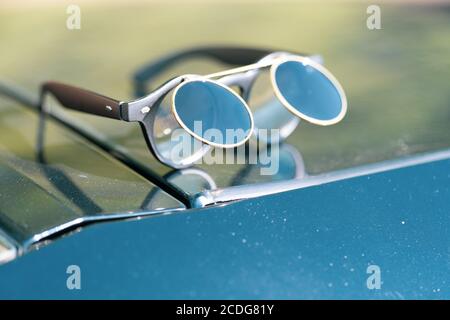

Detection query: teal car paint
(0, 156), (449, 299)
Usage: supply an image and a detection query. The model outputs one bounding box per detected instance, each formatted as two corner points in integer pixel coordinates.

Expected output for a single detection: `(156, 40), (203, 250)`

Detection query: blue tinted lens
(174, 80), (252, 145)
(274, 60), (343, 122)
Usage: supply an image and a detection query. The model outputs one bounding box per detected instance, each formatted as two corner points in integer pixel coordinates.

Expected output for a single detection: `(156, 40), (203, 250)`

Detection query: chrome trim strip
(0, 229), (18, 265)
(25, 207), (185, 249)
(192, 148), (450, 207)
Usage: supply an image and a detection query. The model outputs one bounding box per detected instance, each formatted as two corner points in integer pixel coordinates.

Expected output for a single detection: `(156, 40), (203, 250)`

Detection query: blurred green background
(0, 0), (449, 183)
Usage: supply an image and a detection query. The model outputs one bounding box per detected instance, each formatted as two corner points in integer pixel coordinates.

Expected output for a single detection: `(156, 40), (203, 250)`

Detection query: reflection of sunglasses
(40, 47), (347, 168)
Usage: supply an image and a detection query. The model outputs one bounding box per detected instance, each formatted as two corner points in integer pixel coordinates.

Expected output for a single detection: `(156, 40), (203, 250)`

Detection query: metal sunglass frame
(39, 46), (346, 169)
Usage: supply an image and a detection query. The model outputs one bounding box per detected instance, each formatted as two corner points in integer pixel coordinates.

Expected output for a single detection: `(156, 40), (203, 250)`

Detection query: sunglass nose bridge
(213, 70), (257, 101)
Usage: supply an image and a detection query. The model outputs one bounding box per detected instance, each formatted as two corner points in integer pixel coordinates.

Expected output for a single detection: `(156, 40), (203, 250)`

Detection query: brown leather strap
(42, 81), (122, 120)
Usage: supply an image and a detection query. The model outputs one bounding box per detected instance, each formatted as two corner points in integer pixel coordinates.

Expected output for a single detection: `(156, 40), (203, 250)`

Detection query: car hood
(0, 155), (449, 299)
(1, 77), (450, 266)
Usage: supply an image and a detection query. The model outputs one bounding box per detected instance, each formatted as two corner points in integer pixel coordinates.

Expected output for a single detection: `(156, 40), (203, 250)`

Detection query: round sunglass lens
(173, 80), (252, 146)
(273, 60), (345, 124)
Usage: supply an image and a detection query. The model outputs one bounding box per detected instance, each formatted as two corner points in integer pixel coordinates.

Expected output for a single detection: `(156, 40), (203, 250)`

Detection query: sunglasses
(40, 47), (347, 168)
